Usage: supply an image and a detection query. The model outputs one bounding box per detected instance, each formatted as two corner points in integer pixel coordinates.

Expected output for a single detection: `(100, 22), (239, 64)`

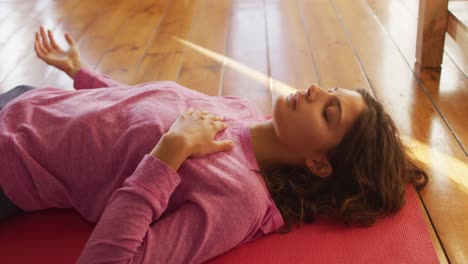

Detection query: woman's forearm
(65, 58), (84, 79)
(77, 155), (182, 263)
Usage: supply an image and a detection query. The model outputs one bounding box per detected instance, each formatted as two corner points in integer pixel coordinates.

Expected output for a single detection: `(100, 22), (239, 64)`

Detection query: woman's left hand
(34, 26), (84, 79)
(150, 108), (235, 171)
(167, 108), (235, 158)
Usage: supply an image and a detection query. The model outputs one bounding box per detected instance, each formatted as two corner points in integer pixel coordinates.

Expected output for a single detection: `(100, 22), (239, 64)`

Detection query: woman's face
(272, 84), (366, 158)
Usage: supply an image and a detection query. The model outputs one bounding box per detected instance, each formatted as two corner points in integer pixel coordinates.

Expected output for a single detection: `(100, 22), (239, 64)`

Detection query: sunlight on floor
(403, 136), (468, 194)
(173, 37), (298, 96)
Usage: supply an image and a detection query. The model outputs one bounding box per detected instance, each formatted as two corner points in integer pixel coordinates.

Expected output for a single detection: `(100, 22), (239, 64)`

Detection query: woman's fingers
(212, 140), (235, 152)
(170, 108), (233, 157)
(183, 108), (225, 122)
(34, 41), (44, 59)
(64, 33), (76, 47)
(47, 29), (60, 50)
(39, 26), (52, 52)
(35, 32), (48, 56)
(211, 115), (224, 121)
(193, 110), (209, 117)
(184, 107), (194, 116)
(215, 121), (228, 130)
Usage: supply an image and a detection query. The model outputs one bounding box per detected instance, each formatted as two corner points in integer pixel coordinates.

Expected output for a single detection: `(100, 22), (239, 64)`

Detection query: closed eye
(324, 87), (338, 123)
(323, 105), (331, 123)
(325, 87), (342, 127)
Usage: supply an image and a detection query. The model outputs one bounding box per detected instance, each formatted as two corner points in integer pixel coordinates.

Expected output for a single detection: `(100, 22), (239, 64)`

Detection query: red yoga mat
(0, 185), (439, 263)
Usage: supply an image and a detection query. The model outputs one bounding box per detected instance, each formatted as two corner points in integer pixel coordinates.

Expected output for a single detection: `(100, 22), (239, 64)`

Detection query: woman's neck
(249, 120), (303, 172)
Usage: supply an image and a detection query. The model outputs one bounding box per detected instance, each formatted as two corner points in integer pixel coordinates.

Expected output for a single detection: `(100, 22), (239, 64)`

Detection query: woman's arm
(76, 153), (180, 263)
(34, 26), (84, 79)
(78, 109), (236, 263)
(34, 26), (126, 89)
(72, 67), (127, 90)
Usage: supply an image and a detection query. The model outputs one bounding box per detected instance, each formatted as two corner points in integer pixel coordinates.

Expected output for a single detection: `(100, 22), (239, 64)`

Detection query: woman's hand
(34, 26), (84, 79)
(150, 109), (235, 171)
(167, 108), (235, 157)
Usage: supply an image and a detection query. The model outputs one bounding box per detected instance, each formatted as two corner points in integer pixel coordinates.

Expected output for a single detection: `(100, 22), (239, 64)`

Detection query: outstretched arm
(34, 26), (84, 79)
(34, 26), (125, 89)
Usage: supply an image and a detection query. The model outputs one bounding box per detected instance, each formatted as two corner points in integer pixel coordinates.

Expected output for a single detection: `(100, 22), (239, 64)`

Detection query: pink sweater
(0, 68), (284, 263)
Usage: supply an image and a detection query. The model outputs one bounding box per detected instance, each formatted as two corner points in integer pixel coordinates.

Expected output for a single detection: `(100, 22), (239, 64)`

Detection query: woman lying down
(0, 26), (428, 263)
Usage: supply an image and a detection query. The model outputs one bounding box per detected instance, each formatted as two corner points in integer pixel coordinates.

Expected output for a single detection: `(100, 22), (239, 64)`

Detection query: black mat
(0, 85), (36, 110)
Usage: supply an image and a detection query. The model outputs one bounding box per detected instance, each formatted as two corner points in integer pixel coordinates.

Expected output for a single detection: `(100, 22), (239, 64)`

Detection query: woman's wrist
(66, 59), (84, 79)
(150, 133), (190, 171)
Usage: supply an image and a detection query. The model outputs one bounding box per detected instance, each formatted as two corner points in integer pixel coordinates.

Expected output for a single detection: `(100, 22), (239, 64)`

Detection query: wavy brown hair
(256, 89), (429, 233)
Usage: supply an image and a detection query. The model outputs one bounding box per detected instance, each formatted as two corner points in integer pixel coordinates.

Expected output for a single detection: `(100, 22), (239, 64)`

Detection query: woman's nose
(305, 83), (320, 102)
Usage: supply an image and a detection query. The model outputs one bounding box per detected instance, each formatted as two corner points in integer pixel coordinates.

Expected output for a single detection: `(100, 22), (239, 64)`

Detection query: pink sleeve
(77, 154), (257, 264)
(73, 68), (127, 90)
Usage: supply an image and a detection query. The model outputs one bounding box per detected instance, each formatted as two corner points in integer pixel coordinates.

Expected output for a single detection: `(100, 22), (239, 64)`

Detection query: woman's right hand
(150, 109), (235, 171)
(34, 26), (84, 79)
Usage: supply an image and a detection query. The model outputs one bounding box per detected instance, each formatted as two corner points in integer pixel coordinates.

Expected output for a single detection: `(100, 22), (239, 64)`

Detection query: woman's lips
(287, 93), (297, 110)
(294, 93), (298, 109)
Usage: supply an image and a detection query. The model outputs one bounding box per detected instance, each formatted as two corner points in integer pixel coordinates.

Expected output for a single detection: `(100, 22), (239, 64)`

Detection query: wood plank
(133, 0), (198, 84)
(447, 8), (468, 53)
(334, 0), (468, 263)
(449, 1), (468, 32)
(0, 2), (26, 49)
(415, 0), (449, 69)
(1, 0), (114, 91)
(264, 0), (317, 97)
(396, 0), (419, 17)
(176, 0), (232, 96)
(94, 0), (169, 85)
(445, 32), (468, 76)
(0, 1), (57, 92)
(221, 0), (271, 116)
(298, 0), (371, 91)
(0, 2), (18, 26)
(416, 58), (468, 154)
(369, 0), (468, 165)
(0, 1), (52, 47)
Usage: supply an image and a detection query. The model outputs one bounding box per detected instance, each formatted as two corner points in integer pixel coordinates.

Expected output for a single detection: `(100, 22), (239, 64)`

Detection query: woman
(0, 27), (428, 263)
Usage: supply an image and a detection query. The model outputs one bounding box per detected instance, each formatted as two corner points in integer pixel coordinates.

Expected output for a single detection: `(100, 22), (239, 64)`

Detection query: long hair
(256, 89), (429, 233)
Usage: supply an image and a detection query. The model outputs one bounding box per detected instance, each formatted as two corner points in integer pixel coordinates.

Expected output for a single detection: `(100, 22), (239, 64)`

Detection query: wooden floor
(0, 0), (467, 263)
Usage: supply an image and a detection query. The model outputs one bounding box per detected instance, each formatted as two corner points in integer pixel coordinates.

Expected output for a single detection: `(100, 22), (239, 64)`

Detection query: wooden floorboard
(370, 0), (468, 155)
(176, 0), (232, 96)
(264, 0), (317, 93)
(0, 2), (20, 28)
(43, 0), (139, 90)
(133, 0), (197, 84)
(95, 0), (169, 85)
(0, 0), (58, 91)
(1, 0), (111, 91)
(0, 0), (466, 263)
(222, 0), (271, 116)
(445, 31), (468, 77)
(298, 0), (371, 91)
(0, 0), (52, 48)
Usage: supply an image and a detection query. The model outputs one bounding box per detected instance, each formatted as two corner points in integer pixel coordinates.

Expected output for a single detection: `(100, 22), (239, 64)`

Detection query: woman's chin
(273, 94), (288, 109)
(271, 96), (289, 127)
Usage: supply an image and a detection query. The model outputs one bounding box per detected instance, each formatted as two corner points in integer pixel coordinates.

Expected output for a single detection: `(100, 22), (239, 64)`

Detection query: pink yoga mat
(0, 185), (438, 263)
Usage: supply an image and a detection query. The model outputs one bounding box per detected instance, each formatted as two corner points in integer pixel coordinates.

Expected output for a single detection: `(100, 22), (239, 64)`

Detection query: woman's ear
(306, 156), (332, 177)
